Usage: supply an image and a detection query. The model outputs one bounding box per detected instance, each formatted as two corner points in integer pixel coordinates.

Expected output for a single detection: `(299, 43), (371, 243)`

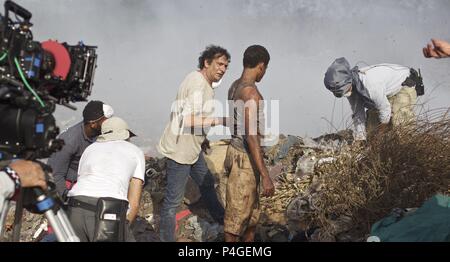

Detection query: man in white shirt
(324, 57), (418, 141)
(48, 100), (114, 198)
(157, 45), (230, 242)
(67, 116), (145, 242)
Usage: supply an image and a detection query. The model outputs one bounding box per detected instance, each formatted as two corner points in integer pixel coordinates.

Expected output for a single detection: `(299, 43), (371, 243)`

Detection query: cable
(13, 57), (45, 107)
(341, 98), (344, 130)
(330, 96), (337, 133)
(0, 52), (7, 61)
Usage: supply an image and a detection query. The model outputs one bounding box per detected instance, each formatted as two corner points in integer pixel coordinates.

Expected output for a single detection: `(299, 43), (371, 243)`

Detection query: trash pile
(197, 110), (449, 242)
(259, 130), (357, 241)
(1, 205), (45, 242)
(182, 215), (223, 242)
(261, 110), (450, 242)
(3, 110), (449, 242)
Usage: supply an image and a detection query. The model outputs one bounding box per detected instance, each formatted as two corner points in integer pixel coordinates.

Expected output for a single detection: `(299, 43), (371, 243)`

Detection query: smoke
(13, 0), (450, 153)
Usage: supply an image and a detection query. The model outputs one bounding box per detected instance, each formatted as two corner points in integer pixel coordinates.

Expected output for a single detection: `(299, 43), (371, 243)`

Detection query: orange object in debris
(175, 209), (191, 231)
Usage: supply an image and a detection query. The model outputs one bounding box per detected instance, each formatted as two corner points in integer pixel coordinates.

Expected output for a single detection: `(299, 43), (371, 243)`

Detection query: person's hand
(9, 160), (47, 190)
(423, 39), (450, 59)
(261, 175), (275, 197)
(144, 154), (154, 161)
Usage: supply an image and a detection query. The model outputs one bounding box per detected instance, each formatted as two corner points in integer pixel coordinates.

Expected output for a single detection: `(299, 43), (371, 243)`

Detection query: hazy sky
(13, 0), (450, 154)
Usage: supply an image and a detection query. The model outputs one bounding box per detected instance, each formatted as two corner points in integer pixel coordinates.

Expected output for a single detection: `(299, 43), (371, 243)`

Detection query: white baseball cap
(97, 116), (136, 142)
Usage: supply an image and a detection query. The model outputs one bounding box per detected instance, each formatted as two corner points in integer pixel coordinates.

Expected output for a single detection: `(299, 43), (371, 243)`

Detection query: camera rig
(0, 0), (97, 160)
(0, 0), (99, 242)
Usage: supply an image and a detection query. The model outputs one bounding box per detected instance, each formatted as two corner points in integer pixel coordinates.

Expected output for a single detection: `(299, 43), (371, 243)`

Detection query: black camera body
(0, 0), (97, 160)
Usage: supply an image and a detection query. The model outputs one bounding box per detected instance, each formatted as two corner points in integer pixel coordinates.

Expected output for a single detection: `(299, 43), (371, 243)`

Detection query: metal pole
(0, 200), (10, 241)
(35, 193), (79, 242)
(56, 209), (80, 242)
(43, 208), (67, 242)
(12, 190), (23, 242)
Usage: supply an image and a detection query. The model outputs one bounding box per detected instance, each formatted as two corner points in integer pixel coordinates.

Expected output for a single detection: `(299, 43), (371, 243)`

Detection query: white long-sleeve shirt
(0, 171), (14, 212)
(349, 64), (410, 140)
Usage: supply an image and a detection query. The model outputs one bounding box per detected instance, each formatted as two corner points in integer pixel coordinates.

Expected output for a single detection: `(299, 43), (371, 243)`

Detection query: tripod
(0, 178), (80, 242)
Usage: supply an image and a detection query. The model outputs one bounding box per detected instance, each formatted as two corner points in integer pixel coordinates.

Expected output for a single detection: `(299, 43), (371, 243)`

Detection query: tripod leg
(12, 190), (23, 242)
(44, 209), (69, 242)
(56, 209), (80, 242)
(0, 200), (10, 241)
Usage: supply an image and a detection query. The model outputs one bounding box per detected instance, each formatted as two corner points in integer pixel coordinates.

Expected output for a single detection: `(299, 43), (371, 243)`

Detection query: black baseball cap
(83, 100), (114, 122)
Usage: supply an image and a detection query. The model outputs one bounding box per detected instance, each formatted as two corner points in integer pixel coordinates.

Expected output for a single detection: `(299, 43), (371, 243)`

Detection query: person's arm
(1, 160), (48, 206)
(126, 150), (145, 223)
(370, 84), (392, 134)
(183, 114), (228, 128)
(423, 38), (450, 59)
(242, 88), (274, 197)
(47, 135), (76, 195)
(8, 160), (47, 189)
(181, 82), (228, 129)
(348, 95), (367, 141)
(126, 177), (143, 223)
(0, 171), (13, 212)
(0, 170), (15, 211)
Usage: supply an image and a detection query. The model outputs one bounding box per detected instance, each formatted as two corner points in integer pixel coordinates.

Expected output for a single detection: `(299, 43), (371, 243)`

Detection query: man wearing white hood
(324, 57), (420, 141)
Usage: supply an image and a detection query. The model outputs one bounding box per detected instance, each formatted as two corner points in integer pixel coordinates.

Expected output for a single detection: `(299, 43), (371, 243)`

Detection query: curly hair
(198, 45), (231, 69)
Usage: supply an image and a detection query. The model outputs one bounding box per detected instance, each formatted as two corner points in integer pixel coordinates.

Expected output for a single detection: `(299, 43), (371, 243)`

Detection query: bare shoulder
(240, 85), (262, 102)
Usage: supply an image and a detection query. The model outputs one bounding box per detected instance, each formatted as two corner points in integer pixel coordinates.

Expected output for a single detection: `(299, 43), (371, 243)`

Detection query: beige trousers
(366, 86), (417, 135)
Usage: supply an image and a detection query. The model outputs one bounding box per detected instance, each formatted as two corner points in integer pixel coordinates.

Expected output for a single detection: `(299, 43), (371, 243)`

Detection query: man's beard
(93, 126), (102, 137)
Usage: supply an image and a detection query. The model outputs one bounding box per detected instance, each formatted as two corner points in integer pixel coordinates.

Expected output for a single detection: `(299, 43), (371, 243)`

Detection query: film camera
(0, 1), (98, 241)
(0, 0), (97, 161)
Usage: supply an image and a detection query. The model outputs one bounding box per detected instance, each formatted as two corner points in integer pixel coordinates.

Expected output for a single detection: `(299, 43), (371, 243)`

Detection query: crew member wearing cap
(67, 117), (145, 242)
(323, 58), (417, 141)
(41, 100), (113, 241)
(48, 100), (114, 197)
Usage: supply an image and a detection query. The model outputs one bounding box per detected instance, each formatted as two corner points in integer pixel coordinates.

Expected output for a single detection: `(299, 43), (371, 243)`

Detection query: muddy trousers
(223, 145), (261, 237)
